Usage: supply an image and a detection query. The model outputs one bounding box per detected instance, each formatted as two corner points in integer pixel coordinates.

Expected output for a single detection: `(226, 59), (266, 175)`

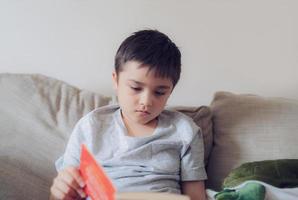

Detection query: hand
(50, 166), (86, 200)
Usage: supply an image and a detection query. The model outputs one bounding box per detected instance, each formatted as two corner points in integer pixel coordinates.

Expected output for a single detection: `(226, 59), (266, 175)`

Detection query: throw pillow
(206, 91), (298, 190)
(223, 159), (298, 188)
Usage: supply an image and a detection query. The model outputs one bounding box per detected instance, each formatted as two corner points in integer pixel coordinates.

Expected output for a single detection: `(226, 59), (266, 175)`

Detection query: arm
(50, 119), (87, 200)
(181, 181), (206, 200)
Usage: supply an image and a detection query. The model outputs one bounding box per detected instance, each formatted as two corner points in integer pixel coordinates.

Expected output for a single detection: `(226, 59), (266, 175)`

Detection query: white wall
(1, 0), (297, 106)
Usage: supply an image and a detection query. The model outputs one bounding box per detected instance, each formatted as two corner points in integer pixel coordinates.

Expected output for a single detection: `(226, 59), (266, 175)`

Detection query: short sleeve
(180, 127), (207, 181)
(55, 117), (88, 171)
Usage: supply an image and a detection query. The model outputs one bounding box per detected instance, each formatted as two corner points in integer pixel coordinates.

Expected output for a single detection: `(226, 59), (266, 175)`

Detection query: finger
(51, 182), (77, 200)
(50, 185), (65, 199)
(55, 179), (79, 199)
(61, 169), (86, 198)
(66, 167), (87, 198)
(67, 167), (85, 188)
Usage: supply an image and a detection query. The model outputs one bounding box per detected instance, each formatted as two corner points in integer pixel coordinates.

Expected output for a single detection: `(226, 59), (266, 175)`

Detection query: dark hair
(115, 29), (181, 87)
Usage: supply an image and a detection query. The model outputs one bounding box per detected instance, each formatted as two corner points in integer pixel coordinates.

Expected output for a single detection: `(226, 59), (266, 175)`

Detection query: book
(79, 144), (116, 200)
(116, 192), (190, 200)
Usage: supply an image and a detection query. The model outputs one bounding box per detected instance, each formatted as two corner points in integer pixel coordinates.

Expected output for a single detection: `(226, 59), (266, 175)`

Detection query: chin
(135, 118), (152, 125)
(136, 119), (150, 125)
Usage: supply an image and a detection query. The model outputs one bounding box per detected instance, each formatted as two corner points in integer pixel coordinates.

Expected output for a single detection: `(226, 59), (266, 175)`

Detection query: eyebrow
(128, 80), (171, 89)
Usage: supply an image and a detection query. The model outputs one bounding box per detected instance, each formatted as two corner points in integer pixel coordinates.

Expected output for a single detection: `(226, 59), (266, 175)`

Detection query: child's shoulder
(162, 107), (194, 123)
(89, 104), (120, 114)
(161, 107), (198, 130)
(80, 104), (120, 123)
(161, 108), (200, 142)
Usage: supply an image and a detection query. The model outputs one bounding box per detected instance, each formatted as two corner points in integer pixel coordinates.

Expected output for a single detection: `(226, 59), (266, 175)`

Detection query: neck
(121, 111), (158, 137)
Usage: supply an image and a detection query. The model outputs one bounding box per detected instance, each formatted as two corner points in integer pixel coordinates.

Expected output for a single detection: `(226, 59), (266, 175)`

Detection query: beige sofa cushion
(0, 73), (111, 200)
(206, 91), (298, 190)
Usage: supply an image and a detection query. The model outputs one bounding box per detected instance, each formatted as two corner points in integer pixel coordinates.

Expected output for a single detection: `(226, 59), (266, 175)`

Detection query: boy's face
(112, 61), (173, 125)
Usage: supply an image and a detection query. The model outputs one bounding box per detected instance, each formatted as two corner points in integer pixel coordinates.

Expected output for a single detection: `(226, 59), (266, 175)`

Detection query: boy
(50, 30), (207, 200)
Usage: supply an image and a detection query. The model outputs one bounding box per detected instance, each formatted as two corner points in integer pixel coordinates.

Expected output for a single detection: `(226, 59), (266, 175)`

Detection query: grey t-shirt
(56, 104), (207, 194)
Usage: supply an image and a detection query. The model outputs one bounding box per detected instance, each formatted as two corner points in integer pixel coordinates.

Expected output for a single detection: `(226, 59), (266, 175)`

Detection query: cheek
(155, 96), (169, 107)
(119, 89), (138, 102)
(117, 85), (129, 95)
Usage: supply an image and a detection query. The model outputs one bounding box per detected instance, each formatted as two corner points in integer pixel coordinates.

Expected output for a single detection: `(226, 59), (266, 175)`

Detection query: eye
(155, 91), (166, 96)
(130, 86), (142, 91)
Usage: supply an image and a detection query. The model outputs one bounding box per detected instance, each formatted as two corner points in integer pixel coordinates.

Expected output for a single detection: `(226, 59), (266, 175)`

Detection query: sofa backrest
(206, 91), (298, 190)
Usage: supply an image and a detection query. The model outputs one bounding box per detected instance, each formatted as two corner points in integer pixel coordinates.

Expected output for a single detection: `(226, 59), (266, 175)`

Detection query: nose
(139, 91), (153, 107)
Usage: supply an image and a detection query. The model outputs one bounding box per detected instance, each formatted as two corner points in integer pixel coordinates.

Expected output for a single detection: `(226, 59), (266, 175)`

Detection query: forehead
(119, 61), (173, 87)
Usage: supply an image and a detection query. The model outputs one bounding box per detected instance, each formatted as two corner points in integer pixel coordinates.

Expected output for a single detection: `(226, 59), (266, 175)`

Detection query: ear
(112, 71), (118, 90)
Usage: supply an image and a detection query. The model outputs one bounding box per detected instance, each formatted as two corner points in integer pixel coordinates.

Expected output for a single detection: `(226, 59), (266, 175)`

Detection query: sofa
(0, 73), (297, 200)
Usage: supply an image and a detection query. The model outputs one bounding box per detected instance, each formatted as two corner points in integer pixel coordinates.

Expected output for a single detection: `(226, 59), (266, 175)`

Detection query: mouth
(136, 110), (150, 115)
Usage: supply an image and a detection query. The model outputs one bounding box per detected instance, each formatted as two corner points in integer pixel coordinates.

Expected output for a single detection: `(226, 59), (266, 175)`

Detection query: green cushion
(223, 159), (298, 188)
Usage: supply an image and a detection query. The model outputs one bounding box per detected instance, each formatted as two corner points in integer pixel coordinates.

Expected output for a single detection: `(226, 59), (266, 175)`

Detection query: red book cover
(79, 144), (116, 200)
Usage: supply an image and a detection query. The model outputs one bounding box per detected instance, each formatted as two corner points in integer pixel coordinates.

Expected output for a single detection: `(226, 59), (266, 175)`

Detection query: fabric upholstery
(0, 73), (111, 199)
(206, 91), (298, 190)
